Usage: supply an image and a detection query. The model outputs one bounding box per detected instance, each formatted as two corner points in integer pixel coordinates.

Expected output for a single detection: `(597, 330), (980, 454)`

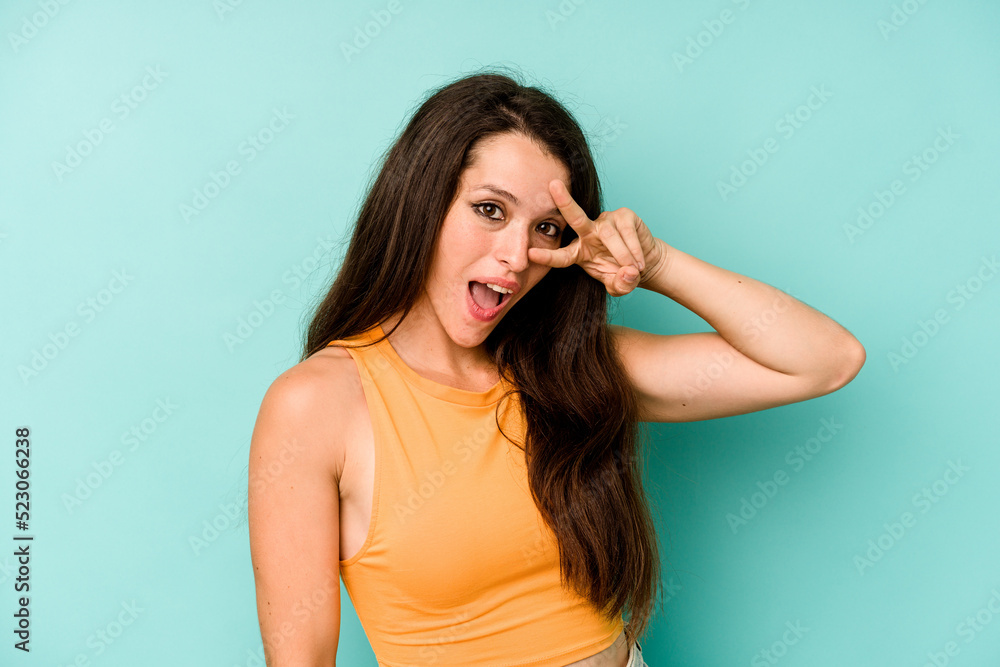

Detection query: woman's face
(419, 131), (572, 347)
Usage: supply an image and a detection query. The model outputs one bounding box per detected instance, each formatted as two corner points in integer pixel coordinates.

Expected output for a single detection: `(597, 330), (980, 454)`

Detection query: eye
(472, 202), (503, 220)
(473, 202), (562, 239)
(537, 221), (562, 239)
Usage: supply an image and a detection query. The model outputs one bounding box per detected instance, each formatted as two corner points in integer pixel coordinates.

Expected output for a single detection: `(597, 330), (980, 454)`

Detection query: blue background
(2, 1), (998, 665)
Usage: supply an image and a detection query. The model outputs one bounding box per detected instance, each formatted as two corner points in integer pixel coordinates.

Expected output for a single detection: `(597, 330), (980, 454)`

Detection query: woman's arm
(529, 179), (865, 423)
(248, 366), (347, 665)
(613, 238), (866, 422)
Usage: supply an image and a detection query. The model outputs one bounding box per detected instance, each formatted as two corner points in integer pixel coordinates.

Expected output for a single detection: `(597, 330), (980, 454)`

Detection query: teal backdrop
(2, 1), (999, 665)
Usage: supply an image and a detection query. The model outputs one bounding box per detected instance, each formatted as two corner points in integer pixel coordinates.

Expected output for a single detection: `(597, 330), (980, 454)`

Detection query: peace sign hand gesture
(527, 180), (666, 297)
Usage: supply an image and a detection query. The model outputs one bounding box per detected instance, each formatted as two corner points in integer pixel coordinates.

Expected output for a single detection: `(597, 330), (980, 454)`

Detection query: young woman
(248, 70), (865, 667)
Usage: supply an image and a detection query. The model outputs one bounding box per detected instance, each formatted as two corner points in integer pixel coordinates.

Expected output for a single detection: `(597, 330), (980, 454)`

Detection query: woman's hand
(527, 179), (667, 297)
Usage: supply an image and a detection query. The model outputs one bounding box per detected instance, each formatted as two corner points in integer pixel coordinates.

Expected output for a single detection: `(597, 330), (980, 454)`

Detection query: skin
(379, 131), (575, 391)
(379, 131), (632, 666)
(250, 129), (864, 666)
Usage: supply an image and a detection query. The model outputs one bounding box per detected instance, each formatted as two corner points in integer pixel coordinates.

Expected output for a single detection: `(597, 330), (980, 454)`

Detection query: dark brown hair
(303, 67), (662, 645)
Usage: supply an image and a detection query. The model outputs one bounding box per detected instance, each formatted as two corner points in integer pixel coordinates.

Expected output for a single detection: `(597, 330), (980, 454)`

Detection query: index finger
(549, 179), (592, 232)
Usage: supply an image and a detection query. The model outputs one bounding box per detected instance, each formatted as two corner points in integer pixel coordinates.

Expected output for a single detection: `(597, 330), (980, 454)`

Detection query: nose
(494, 220), (531, 273)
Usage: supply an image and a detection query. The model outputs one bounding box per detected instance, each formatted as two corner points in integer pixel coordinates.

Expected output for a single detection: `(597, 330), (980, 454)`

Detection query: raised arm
(527, 180), (866, 424)
(612, 239), (866, 422)
(248, 362), (348, 665)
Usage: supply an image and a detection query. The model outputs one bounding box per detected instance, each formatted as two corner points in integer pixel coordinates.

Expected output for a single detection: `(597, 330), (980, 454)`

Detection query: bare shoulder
(606, 323), (648, 375)
(608, 323), (636, 338)
(607, 323), (642, 354)
(253, 344), (366, 482)
(249, 343), (364, 663)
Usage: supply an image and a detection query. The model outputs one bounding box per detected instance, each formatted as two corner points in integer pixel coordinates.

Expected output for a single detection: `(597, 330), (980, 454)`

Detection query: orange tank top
(328, 323), (624, 666)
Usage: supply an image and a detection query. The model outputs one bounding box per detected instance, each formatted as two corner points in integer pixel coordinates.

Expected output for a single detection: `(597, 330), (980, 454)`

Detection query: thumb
(529, 246), (574, 269)
(617, 265), (640, 294)
(527, 247), (551, 266)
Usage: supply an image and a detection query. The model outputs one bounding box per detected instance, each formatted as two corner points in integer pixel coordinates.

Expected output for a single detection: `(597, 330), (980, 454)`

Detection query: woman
(248, 70), (865, 666)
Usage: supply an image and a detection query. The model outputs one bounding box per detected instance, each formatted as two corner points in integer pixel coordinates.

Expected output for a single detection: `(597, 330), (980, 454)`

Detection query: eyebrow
(472, 184), (564, 220)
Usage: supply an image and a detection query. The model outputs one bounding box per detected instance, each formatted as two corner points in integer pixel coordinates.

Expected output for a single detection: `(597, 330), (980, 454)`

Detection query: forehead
(461, 133), (570, 209)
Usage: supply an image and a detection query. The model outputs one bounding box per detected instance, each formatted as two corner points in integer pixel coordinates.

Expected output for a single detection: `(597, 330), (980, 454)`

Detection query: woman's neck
(380, 310), (499, 392)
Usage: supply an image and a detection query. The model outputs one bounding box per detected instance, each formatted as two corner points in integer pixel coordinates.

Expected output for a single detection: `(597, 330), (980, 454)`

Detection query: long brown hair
(303, 67), (662, 644)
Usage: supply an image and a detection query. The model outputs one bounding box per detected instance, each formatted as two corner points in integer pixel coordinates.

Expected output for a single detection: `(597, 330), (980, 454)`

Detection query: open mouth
(468, 281), (512, 313)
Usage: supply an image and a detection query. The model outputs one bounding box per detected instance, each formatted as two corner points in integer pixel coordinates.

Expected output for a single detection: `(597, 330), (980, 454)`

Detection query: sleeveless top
(328, 323), (624, 666)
